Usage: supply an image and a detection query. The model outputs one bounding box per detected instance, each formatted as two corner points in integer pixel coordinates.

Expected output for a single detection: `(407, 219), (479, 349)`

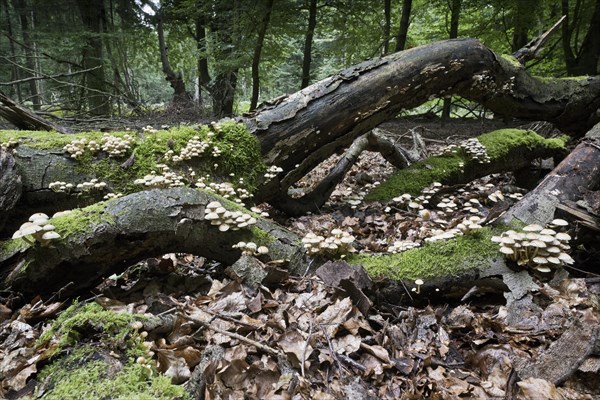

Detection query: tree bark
(0, 188), (304, 298)
(383, 0), (391, 55)
(12, 0), (40, 110)
(441, 0), (461, 121)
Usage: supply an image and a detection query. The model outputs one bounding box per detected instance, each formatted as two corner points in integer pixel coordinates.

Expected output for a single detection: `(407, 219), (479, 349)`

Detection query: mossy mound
(365, 129), (567, 202)
(36, 302), (189, 399)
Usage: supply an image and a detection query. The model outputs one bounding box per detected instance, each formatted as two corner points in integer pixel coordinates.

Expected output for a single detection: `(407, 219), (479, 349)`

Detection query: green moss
(478, 129), (567, 160)
(36, 303), (188, 400)
(0, 237), (30, 261)
(249, 225), (277, 246)
(50, 201), (113, 238)
(2, 122), (266, 197)
(366, 153), (463, 200)
(366, 129), (567, 202)
(347, 228), (499, 280)
(500, 54), (523, 68)
(38, 302), (142, 349)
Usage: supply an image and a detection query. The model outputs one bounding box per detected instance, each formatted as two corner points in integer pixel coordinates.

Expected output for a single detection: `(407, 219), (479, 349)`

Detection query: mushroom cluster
(264, 165), (283, 180)
(101, 133), (132, 157)
(63, 138), (88, 159)
(232, 241), (269, 256)
(204, 201), (257, 231)
(456, 215), (483, 234)
(433, 138), (490, 164)
(49, 179), (107, 193)
(388, 240), (420, 253)
(12, 213), (61, 246)
(1, 139), (18, 152)
(173, 136), (211, 162)
(103, 192), (123, 200)
(491, 219), (574, 272)
(301, 229), (356, 256)
(459, 138), (491, 163)
(194, 177), (253, 205)
(134, 164), (185, 188)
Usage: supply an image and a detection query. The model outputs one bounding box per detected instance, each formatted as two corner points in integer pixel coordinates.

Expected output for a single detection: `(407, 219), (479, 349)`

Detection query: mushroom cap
(42, 224), (55, 232)
(13, 223), (42, 238)
(29, 213), (49, 222)
(523, 224), (543, 232)
(218, 224), (230, 232)
(257, 246), (269, 254)
(550, 219), (568, 227)
(499, 246), (514, 255)
(540, 228), (556, 236)
(204, 212), (220, 220)
(414, 279), (424, 285)
(535, 266), (552, 273)
(555, 232), (571, 242)
(206, 201), (222, 209)
(558, 253), (575, 264)
(532, 256), (548, 264)
(41, 231), (61, 240)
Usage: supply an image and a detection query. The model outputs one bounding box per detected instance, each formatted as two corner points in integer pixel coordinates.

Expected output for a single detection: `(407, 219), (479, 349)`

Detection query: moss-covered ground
(36, 302), (190, 399)
(365, 129), (567, 202)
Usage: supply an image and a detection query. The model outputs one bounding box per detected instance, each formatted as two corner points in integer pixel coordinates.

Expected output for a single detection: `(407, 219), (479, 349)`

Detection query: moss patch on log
(49, 201), (114, 239)
(347, 228), (499, 280)
(0, 121), (266, 196)
(36, 302), (189, 399)
(365, 129), (567, 202)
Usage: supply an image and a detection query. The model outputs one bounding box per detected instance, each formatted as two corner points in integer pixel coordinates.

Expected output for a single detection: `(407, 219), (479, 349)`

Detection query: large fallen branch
(0, 91), (70, 134)
(0, 188), (304, 298)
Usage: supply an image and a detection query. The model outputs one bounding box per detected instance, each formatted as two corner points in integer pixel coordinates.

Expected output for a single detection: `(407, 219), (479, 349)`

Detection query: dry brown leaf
(332, 334), (361, 354)
(517, 377), (561, 400)
(316, 297), (353, 337)
(279, 329), (312, 368)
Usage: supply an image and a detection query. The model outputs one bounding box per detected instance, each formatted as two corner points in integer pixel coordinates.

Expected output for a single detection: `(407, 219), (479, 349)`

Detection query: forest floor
(1, 115), (599, 399)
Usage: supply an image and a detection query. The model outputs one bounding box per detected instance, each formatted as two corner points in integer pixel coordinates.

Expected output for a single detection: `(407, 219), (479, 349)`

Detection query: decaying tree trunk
(245, 38), (600, 211)
(0, 188), (304, 298)
(0, 91), (70, 134)
(502, 122), (600, 226)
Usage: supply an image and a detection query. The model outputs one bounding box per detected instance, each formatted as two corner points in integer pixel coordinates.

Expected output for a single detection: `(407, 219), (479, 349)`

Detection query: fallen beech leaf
(517, 377), (561, 400)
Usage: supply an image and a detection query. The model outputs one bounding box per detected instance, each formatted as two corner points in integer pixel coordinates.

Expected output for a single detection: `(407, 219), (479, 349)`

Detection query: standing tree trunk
(442, 0), (461, 121)
(250, 0), (275, 111)
(562, 0), (600, 76)
(383, 0), (391, 54)
(2, 0), (22, 101)
(195, 16), (211, 108)
(395, 0), (412, 51)
(12, 0), (40, 110)
(511, 0), (536, 51)
(77, 0), (111, 115)
(156, 10), (192, 105)
(300, 0), (317, 89)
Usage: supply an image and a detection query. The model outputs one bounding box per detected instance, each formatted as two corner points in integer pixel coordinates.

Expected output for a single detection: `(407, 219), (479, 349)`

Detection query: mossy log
(0, 188), (304, 298)
(502, 121), (600, 226)
(366, 129), (568, 202)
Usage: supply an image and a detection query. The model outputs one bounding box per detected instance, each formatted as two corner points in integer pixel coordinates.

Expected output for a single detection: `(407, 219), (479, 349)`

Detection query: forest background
(1, 0), (599, 122)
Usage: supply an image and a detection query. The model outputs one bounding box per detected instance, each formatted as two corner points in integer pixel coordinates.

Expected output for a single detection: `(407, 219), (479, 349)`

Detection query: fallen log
(0, 188), (304, 298)
(0, 91), (70, 134)
(502, 122), (600, 226)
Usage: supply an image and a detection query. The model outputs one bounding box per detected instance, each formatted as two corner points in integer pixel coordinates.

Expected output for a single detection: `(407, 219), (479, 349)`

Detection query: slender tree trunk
(12, 0), (40, 110)
(442, 0), (461, 121)
(195, 16), (211, 108)
(562, 0), (600, 75)
(77, 0), (111, 115)
(511, 0), (533, 51)
(383, 0), (391, 54)
(395, 0), (412, 51)
(156, 10), (192, 105)
(250, 0), (275, 111)
(300, 0), (317, 89)
(1, 0), (21, 101)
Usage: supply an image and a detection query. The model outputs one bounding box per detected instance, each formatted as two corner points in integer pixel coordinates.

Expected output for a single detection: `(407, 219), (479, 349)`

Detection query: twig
(301, 321), (313, 377)
(186, 314), (281, 356)
(320, 324), (345, 376)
